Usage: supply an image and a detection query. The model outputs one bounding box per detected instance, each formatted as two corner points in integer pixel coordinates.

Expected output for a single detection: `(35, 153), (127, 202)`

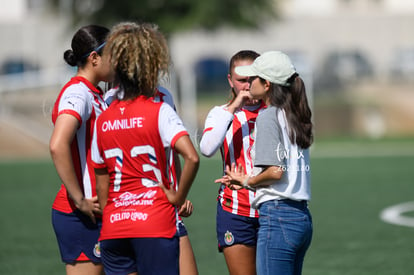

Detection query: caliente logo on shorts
(224, 230), (234, 245)
(93, 242), (101, 258)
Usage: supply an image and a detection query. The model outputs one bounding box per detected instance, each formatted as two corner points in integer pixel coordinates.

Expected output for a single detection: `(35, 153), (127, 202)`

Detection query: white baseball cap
(235, 51), (296, 86)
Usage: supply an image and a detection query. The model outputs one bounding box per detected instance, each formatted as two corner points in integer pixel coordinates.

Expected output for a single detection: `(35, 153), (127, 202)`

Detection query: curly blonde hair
(104, 22), (170, 99)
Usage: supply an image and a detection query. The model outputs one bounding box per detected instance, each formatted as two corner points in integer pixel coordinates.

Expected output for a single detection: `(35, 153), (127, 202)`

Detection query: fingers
(226, 162), (245, 176)
(222, 163), (250, 188)
(89, 213), (96, 224)
(158, 182), (167, 192)
(215, 175), (231, 184)
(225, 163), (237, 175)
(93, 202), (102, 215)
(231, 90), (252, 108)
(78, 198), (98, 223)
(228, 183), (243, 190)
(179, 200), (194, 217)
(91, 196), (99, 203)
(82, 208), (96, 224)
(85, 209), (96, 224)
(187, 201), (194, 213)
(158, 183), (181, 206)
(158, 183), (173, 199)
(236, 90), (252, 102)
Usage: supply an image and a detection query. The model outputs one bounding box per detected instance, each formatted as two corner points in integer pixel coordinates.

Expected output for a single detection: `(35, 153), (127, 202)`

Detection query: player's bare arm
(95, 167), (110, 210)
(50, 114), (99, 223)
(160, 135), (199, 206)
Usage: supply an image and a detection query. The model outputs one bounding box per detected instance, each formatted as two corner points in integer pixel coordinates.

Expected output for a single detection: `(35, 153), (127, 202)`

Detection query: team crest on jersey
(224, 230), (234, 245)
(120, 107), (125, 115)
(224, 198), (232, 207)
(93, 242), (101, 258)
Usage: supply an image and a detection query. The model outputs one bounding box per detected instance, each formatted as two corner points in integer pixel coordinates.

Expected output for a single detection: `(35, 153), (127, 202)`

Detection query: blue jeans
(256, 199), (313, 275)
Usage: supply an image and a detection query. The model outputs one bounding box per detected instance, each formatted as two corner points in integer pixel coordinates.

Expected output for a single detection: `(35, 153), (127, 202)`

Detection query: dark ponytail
(63, 25), (109, 67)
(63, 50), (77, 66)
(267, 75), (313, 149)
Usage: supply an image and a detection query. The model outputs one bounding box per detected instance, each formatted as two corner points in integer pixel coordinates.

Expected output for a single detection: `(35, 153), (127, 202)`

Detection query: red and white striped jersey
(51, 76), (106, 213)
(200, 103), (265, 218)
(91, 95), (188, 239)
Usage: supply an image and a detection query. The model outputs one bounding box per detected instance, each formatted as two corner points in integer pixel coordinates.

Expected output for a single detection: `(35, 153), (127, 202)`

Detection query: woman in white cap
(216, 51), (313, 275)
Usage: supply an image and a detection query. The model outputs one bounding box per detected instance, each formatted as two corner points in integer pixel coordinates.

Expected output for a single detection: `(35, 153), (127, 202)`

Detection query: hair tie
(81, 42), (107, 59)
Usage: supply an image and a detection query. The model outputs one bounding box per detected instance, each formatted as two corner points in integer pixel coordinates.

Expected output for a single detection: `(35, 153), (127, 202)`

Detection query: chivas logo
(224, 230), (234, 245)
(93, 242), (101, 258)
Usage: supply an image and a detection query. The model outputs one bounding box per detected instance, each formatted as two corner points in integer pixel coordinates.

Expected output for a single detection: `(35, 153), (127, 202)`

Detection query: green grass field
(1, 139), (414, 274)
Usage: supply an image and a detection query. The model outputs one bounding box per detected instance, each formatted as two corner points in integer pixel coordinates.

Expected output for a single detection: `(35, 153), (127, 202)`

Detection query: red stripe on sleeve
(202, 127), (213, 134)
(171, 131), (189, 148)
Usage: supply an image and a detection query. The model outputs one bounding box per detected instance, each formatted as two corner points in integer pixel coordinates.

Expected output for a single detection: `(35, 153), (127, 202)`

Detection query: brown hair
(265, 74), (313, 148)
(104, 22), (170, 99)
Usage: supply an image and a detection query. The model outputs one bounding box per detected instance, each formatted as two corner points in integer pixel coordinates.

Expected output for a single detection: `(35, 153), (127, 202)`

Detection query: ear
(89, 51), (100, 66)
(227, 74), (234, 88)
(264, 80), (271, 92)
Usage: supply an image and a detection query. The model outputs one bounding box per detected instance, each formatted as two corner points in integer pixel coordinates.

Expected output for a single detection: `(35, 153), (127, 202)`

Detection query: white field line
(380, 201), (414, 228)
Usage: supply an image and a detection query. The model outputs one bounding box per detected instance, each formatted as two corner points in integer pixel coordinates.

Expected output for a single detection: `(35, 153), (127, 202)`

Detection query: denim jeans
(256, 199), (313, 275)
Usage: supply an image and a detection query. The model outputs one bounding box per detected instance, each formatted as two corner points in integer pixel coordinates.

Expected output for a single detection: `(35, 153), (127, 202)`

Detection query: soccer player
(91, 22), (199, 275)
(105, 85), (199, 275)
(49, 25), (113, 275)
(199, 50), (265, 275)
(217, 51), (313, 275)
